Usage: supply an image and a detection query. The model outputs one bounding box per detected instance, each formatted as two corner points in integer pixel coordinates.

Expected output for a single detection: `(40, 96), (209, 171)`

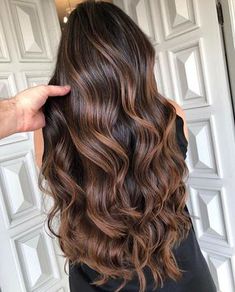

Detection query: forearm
(0, 98), (19, 139)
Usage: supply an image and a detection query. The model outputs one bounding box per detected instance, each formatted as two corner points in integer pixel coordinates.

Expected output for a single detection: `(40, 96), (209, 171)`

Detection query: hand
(15, 85), (71, 132)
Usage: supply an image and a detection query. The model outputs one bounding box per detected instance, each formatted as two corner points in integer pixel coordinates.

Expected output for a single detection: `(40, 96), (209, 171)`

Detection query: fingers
(44, 85), (71, 97)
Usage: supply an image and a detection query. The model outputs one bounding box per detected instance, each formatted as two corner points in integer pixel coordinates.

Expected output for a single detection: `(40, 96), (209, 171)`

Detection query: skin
(33, 98), (189, 169)
(168, 99), (189, 142)
(0, 85), (71, 165)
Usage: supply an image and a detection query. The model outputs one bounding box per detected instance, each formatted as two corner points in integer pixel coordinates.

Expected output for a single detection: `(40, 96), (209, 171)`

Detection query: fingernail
(65, 85), (71, 90)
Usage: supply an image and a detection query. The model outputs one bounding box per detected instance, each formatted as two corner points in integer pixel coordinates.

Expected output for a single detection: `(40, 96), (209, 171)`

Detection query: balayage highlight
(39, 1), (192, 291)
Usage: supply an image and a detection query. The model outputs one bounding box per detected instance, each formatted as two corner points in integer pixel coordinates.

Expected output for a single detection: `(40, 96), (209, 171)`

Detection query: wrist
(14, 95), (25, 132)
(0, 98), (18, 138)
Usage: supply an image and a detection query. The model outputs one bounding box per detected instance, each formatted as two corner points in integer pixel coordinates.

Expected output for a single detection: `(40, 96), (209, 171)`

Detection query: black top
(69, 114), (217, 292)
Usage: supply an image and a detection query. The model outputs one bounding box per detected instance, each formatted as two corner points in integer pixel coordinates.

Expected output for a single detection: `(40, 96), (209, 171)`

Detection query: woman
(34, 1), (217, 291)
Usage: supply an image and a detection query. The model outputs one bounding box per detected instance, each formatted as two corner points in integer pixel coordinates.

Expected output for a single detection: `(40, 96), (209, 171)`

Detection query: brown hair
(39, 1), (192, 291)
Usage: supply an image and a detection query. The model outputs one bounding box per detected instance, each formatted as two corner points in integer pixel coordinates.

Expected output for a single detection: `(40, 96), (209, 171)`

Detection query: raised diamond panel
(0, 151), (41, 228)
(168, 41), (209, 108)
(9, 0), (52, 61)
(188, 185), (231, 246)
(17, 5), (42, 53)
(187, 117), (220, 178)
(135, 0), (156, 43)
(0, 18), (10, 62)
(202, 250), (235, 292)
(125, 0), (159, 45)
(160, 0), (199, 39)
(154, 54), (164, 95)
(23, 71), (51, 87)
(0, 73), (17, 99)
(12, 224), (60, 291)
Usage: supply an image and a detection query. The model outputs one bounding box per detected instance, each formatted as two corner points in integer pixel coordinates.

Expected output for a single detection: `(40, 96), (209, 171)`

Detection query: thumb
(30, 112), (46, 131)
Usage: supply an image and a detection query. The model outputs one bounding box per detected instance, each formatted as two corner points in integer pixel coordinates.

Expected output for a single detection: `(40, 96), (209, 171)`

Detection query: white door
(0, 0), (69, 291)
(113, 0), (235, 291)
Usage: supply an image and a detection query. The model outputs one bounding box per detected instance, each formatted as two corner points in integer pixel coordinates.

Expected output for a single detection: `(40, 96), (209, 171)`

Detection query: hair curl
(39, 1), (192, 291)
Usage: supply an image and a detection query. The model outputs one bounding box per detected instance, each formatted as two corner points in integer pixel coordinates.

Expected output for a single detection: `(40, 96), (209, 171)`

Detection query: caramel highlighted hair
(39, 1), (192, 291)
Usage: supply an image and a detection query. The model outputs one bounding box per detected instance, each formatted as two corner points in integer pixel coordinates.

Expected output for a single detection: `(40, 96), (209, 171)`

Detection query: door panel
(9, 0), (53, 61)
(114, 1), (235, 291)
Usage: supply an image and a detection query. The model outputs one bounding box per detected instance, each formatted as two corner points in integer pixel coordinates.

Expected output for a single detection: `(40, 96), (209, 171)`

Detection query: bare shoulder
(167, 99), (189, 142)
(167, 99), (185, 118)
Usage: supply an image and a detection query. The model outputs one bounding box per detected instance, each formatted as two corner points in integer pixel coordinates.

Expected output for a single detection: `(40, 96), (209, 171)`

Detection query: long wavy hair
(39, 1), (192, 291)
